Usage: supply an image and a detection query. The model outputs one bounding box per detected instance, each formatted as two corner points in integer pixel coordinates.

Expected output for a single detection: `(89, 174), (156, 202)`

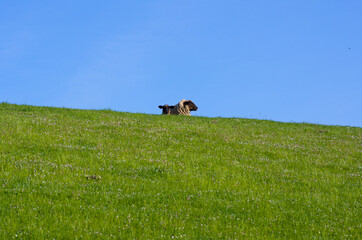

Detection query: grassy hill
(0, 103), (360, 239)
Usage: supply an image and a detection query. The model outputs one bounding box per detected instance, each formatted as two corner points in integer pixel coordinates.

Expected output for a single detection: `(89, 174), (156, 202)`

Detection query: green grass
(0, 102), (361, 239)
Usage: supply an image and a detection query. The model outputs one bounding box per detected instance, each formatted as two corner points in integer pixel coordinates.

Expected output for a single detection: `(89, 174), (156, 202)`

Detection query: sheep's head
(183, 100), (198, 112)
(158, 104), (174, 115)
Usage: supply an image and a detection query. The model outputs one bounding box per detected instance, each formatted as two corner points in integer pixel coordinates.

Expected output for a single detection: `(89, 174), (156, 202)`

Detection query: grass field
(0, 102), (361, 239)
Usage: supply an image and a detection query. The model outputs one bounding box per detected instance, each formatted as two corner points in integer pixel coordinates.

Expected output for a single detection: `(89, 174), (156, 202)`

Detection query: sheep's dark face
(158, 105), (174, 115)
(184, 100), (198, 111)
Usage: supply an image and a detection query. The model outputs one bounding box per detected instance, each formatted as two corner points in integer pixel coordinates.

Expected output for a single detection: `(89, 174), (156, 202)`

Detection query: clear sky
(1, 1), (361, 127)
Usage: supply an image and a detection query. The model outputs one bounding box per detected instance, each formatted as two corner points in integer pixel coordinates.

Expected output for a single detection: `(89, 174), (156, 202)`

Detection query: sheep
(158, 104), (174, 115)
(158, 99), (198, 116)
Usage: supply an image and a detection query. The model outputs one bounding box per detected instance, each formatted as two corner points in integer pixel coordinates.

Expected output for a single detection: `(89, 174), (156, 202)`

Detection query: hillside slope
(0, 103), (361, 239)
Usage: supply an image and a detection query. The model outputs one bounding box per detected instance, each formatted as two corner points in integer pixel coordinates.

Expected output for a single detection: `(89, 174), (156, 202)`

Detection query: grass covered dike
(0, 103), (361, 239)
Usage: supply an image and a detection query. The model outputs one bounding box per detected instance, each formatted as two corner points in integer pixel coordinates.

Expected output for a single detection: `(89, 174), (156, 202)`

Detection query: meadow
(0, 103), (361, 239)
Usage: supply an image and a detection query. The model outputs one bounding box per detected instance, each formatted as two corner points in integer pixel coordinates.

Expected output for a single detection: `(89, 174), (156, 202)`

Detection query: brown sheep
(158, 99), (198, 116)
(158, 104), (175, 115)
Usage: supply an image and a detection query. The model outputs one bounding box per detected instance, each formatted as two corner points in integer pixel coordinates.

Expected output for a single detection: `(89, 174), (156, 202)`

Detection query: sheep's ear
(183, 101), (191, 106)
(169, 106), (175, 109)
(158, 105), (164, 109)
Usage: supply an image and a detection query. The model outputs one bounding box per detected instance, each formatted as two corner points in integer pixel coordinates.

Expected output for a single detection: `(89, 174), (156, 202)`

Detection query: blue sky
(1, 1), (361, 127)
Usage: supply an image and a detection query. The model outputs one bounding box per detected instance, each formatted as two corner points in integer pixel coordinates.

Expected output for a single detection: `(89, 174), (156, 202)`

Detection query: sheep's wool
(170, 99), (191, 116)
